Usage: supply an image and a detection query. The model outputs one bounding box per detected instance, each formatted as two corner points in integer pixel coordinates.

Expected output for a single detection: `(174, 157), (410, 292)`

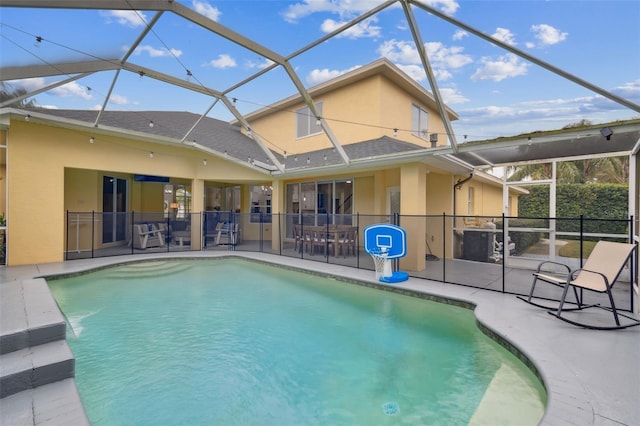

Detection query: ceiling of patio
(452, 120), (640, 169)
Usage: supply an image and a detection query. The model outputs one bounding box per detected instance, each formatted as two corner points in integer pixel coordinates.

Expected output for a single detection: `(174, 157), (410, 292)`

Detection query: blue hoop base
(379, 271), (409, 283)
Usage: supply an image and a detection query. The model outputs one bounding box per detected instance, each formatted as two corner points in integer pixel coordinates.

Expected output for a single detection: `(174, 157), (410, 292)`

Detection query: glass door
(102, 176), (127, 243)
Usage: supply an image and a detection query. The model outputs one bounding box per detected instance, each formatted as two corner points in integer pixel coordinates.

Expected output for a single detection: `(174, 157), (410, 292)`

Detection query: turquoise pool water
(48, 259), (545, 425)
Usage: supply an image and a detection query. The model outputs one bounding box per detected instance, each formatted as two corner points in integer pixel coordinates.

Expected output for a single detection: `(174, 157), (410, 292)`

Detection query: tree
(0, 83), (36, 108)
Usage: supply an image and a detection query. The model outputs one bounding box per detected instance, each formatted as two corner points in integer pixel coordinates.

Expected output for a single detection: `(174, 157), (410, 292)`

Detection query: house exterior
(0, 59), (519, 268)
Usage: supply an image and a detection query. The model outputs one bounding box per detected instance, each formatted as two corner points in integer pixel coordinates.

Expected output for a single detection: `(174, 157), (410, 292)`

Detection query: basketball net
(369, 248), (392, 279)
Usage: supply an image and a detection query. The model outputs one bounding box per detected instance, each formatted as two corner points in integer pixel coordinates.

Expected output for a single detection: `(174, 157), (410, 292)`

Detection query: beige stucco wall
(5, 117), (513, 268)
(248, 74), (444, 155)
(6, 120), (267, 265)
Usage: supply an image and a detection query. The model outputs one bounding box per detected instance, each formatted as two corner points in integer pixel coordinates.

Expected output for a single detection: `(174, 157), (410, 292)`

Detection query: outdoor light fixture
(307, 157), (310, 164)
(149, 121), (154, 128)
(149, 152), (154, 158)
(203, 159), (207, 166)
(316, 117), (321, 126)
(24, 114), (30, 121)
(89, 137), (95, 144)
(283, 150), (287, 159)
(393, 128), (398, 137)
(600, 127), (613, 140)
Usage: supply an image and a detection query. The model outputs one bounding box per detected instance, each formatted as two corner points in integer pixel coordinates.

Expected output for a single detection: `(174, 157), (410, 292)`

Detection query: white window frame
(296, 102), (323, 139)
(412, 104), (429, 140)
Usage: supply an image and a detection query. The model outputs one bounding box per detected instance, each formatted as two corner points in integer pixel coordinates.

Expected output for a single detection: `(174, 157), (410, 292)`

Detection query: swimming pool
(48, 258), (546, 425)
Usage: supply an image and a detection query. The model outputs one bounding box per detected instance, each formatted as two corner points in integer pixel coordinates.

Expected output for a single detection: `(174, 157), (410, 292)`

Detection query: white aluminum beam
(400, 0), (459, 152)
(409, 0), (640, 114)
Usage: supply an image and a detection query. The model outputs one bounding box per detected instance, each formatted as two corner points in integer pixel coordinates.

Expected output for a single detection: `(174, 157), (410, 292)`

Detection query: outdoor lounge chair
(520, 240), (640, 330)
(132, 223), (165, 249)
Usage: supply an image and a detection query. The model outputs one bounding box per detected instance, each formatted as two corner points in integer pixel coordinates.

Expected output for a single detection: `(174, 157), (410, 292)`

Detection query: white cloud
(51, 81), (93, 100)
(282, 0), (459, 23)
(452, 30), (468, 41)
(306, 65), (362, 85)
(246, 58), (275, 69)
(133, 45), (183, 58)
(192, 0), (222, 21)
(611, 80), (640, 102)
(208, 54), (237, 69)
(530, 24), (567, 46)
(439, 86), (469, 105)
(425, 42), (473, 70)
(109, 94), (131, 105)
(492, 27), (516, 46)
(102, 10), (147, 27)
(320, 17), (381, 38)
(378, 39), (471, 82)
(425, 0), (460, 15)
(378, 39), (420, 64)
(396, 64), (427, 81)
(470, 54), (529, 82)
(8, 77), (45, 91)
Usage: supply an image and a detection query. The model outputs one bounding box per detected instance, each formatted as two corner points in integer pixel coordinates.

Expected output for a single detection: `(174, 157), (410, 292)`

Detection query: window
(164, 184), (192, 219)
(250, 185), (272, 223)
(296, 102), (323, 138)
(467, 186), (475, 215)
(411, 104), (428, 139)
(286, 179), (353, 229)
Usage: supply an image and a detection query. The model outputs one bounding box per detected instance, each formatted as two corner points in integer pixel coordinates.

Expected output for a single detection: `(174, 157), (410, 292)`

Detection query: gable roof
(240, 58), (459, 123)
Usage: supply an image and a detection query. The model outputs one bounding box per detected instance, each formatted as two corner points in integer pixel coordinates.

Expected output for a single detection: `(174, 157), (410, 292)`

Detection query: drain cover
(382, 402), (399, 415)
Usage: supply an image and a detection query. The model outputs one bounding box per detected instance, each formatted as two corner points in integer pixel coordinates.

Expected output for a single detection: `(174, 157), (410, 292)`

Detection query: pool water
(48, 259), (545, 425)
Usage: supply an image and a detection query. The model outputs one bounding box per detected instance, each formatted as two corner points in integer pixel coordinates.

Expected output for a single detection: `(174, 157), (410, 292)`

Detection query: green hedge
(518, 184), (629, 237)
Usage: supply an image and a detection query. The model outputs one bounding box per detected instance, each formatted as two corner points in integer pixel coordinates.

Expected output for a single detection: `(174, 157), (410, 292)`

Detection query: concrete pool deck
(1, 251), (639, 425)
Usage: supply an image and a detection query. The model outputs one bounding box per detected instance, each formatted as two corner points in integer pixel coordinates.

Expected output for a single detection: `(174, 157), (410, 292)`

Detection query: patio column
(271, 179), (283, 252)
(399, 163), (427, 271)
(191, 178), (204, 250)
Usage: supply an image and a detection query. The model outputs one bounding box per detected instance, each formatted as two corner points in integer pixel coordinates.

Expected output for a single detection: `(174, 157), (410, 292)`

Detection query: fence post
(501, 213), (505, 293)
(91, 211), (95, 259)
(65, 210), (69, 260)
(442, 212), (446, 282)
(356, 213), (360, 269)
(579, 215), (584, 267)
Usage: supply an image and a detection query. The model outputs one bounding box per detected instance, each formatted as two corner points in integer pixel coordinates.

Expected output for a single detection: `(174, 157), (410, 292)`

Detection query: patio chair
(132, 224), (165, 249)
(520, 240), (640, 330)
(214, 222), (240, 246)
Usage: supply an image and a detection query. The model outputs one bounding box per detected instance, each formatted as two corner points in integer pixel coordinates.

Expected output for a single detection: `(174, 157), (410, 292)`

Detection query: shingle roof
(14, 108), (429, 173)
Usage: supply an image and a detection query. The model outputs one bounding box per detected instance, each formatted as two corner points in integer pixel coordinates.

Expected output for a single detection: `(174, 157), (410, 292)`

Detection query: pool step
(1, 279), (67, 355)
(0, 340), (75, 398)
(0, 278), (78, 399)
(103, 260), (194, 279)
(0, 378), (90, 425)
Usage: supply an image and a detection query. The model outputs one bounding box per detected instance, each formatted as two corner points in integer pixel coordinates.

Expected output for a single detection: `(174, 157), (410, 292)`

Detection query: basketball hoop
(369, 248), (392, 279)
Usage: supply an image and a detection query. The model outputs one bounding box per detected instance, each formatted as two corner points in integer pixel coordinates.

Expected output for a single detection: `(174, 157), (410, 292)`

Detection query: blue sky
(1, 0), (639, 141)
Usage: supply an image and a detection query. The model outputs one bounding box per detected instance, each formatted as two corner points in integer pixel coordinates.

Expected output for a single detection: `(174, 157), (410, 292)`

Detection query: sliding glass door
(102, 176), (127, 244)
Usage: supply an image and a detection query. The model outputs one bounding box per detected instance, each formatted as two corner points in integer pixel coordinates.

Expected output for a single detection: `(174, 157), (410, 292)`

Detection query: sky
(1, 0), (639, 142)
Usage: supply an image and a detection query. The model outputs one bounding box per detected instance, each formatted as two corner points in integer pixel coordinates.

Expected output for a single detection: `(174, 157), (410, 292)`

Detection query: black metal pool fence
(64, 211), (637, 311)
